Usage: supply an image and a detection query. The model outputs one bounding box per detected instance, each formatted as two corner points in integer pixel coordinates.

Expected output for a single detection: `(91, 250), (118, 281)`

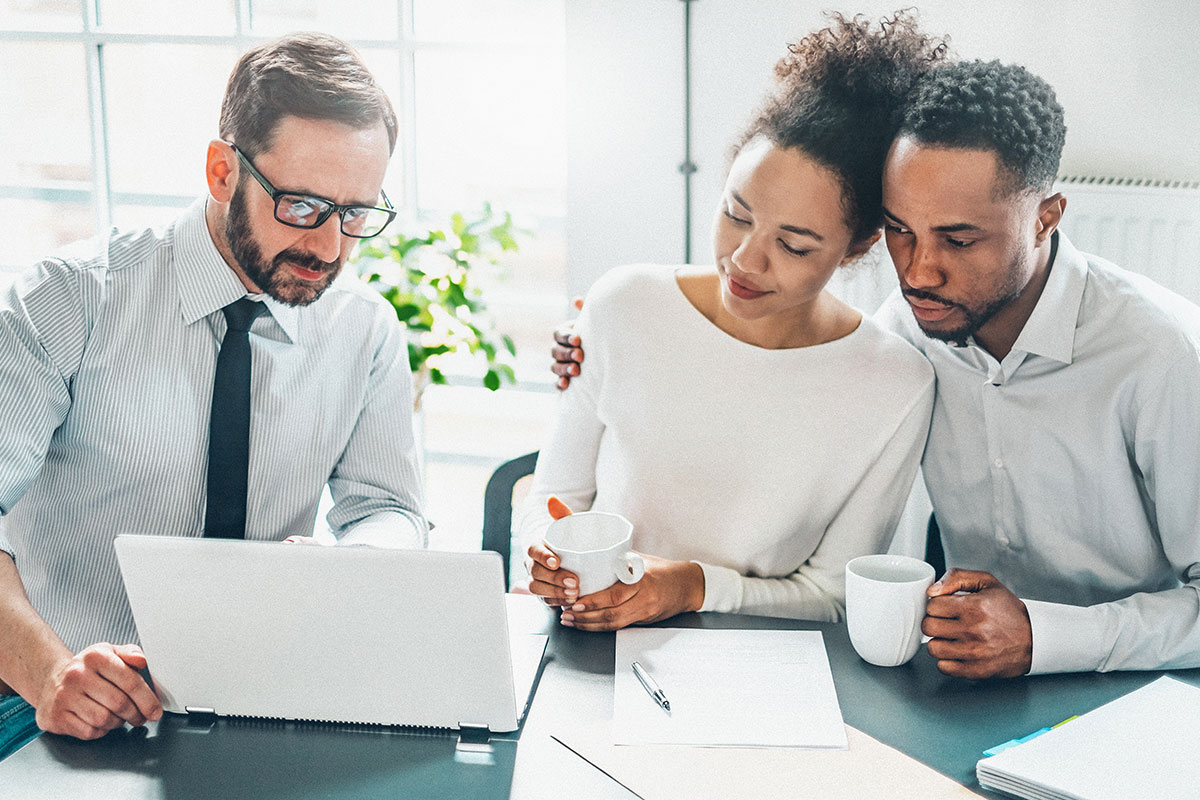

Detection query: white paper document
(553, 724), (982, 800)
(976, 676), (1200, 800)
(612, 628), (847, 748)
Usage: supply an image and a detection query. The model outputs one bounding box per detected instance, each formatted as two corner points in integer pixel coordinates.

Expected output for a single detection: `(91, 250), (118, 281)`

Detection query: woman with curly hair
(518, 12), (949, 630)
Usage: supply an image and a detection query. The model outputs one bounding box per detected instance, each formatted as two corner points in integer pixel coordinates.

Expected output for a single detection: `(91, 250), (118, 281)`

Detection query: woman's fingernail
(560, 613), (574, 624)
(571, 603), (584, 612)
(563, 577), (577, 588)
(547, 557), (558, 569)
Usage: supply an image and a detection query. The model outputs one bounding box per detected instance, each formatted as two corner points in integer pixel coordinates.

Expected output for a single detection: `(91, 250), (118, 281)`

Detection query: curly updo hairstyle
(898, 60), (1066, 195)
(739, 11), (949, 244)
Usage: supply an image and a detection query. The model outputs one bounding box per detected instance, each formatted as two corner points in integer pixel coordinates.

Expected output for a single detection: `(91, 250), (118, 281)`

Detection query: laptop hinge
(184, 706), (216, 716)
(457, 723), (491, 744)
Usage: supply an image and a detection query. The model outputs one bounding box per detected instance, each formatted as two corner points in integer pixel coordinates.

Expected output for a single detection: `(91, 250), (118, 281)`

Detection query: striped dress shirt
(0, 198), (426, 653)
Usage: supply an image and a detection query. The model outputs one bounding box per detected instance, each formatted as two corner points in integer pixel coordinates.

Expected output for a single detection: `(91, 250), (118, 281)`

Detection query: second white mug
(845, 554), (935, 667)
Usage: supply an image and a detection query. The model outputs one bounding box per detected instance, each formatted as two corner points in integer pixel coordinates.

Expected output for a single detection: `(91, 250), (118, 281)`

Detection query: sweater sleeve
(513, 299), (607, 563)
(696, 376), (934, 621)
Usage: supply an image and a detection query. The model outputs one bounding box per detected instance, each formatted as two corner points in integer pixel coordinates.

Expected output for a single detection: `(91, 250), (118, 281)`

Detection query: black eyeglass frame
(227, 142), (396, 239)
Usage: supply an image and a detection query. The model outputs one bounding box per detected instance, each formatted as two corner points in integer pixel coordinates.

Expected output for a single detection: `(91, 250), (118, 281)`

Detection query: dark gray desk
(5, 598), (1198, 798)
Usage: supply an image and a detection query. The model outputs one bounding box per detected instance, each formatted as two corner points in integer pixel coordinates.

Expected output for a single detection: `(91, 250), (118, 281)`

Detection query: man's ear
(1035, 192), (1066, 244)
(840, 231), (882, 265)
(206, 140), (238, 203)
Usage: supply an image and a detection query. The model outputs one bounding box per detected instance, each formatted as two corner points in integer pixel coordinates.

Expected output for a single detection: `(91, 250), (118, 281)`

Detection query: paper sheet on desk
(613, 628), (846, 748)
(553, 724), (983, 800)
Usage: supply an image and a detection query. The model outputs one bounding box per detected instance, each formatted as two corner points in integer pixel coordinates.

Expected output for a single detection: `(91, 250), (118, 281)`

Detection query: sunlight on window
(95, 0), (236, 34)
(0, 42), (90, 187)
(414, 48), (566, 215)
(0, 198), (94, 269)
(250, 0), (399, 40)
(413, 0), (564, 43)
(0, 0), (80, 32)
(105, 44), (236, 197)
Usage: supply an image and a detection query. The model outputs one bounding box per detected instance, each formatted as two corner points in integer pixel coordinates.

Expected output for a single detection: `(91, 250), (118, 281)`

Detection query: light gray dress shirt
(0, 198), (426, 653)
(878, 232), (1200, 674)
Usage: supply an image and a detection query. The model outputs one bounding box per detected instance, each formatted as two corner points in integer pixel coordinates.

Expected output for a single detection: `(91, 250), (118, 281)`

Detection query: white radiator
(1055, 176), (1200, 304)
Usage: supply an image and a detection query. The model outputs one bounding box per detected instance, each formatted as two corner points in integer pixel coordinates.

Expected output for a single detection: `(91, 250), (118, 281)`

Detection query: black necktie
(204, 298), (265, 539)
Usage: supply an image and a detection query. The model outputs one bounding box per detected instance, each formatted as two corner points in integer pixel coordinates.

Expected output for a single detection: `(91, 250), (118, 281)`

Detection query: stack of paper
(976, 676), (1200, 800)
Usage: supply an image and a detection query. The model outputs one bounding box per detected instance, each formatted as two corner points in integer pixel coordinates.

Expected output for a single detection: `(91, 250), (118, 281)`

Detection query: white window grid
(0, 0), (562, 240)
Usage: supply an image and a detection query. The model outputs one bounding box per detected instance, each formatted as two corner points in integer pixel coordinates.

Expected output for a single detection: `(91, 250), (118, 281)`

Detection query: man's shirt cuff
(1023, 598), (1107, 674)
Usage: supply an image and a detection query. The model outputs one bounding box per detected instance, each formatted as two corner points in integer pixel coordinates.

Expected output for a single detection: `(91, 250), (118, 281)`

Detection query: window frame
(0, 0), (565, 260)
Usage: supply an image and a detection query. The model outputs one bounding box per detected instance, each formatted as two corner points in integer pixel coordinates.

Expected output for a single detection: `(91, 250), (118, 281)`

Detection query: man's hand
(550, 298), (584, 390)
(35, 643), (162, 740)
(558, 555), (704, 632)
(922, 569), (1033, 679)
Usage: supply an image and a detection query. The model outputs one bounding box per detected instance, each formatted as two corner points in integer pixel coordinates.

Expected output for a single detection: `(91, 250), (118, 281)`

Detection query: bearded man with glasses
(0, 33), (426, 754)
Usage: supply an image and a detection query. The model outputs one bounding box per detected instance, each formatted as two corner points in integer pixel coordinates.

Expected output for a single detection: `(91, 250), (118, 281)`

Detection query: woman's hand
(527, 539), (581, 608)
(559, 555), (705, 631)
(526, 496), (580, 607)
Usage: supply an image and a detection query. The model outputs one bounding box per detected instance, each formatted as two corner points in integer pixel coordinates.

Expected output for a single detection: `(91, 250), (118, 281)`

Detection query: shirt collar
(172, 197), (299, 343)
(1008, 230), (1087, 365)
(260, 294), (299, 343)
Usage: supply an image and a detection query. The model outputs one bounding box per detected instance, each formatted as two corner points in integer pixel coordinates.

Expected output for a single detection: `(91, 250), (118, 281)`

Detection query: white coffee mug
(544, 512), (645, 596)
(845, 554), (935, 667)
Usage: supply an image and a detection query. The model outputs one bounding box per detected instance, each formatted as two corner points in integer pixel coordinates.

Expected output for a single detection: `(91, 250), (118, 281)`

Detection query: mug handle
(617, 552), (645, 584)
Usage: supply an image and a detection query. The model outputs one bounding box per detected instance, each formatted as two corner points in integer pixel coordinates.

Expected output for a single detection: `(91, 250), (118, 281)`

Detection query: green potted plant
(353, 204), (524, 409)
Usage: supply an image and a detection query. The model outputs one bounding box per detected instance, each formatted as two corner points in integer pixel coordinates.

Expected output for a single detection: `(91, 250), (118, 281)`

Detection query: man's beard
(905, 251), (1028, 347)
(225, 188), (341, 307)
(905, 286), (1021, 347)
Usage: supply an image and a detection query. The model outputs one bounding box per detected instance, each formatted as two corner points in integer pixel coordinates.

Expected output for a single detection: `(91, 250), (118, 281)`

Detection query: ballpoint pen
(631, 661), (671, 712)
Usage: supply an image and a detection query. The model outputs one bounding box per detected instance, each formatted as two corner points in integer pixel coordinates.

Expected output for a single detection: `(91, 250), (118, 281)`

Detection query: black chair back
(482, 451), (539, 589)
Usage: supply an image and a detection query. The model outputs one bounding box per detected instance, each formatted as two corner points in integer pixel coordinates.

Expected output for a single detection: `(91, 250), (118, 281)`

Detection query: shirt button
(993, 458), (1004, 469)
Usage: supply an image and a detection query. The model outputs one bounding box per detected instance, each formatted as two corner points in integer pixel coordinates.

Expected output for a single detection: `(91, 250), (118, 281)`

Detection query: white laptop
(113, 534), (547, 733)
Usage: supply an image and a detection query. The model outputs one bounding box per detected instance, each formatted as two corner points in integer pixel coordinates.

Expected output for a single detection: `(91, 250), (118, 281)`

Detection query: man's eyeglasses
(228, 142), (396, 239)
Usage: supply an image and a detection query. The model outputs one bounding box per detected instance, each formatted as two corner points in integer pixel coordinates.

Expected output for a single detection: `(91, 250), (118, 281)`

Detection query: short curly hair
(898, 60), (1066, 195)
(739, 10), (949, 244)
